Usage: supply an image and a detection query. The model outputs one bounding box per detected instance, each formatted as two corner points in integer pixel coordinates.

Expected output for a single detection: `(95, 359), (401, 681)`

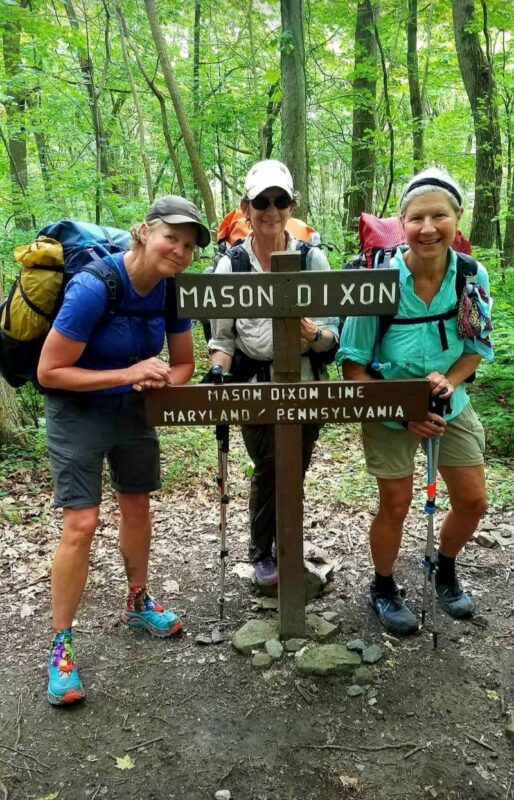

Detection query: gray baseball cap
(146, 195), (211, 247)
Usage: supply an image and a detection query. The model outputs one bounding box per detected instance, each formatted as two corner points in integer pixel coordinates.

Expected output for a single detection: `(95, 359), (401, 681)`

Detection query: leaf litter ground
(0, 424), (513, 800)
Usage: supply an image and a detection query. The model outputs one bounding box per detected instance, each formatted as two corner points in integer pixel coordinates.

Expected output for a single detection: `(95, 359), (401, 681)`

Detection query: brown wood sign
(145, 380), (430, 427)
(175, 268), (399, 318)
(148, 250), (431, 639)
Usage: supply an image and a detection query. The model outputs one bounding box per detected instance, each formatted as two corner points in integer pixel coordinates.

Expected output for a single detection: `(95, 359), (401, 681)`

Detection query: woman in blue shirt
(38, 196), (210, 705)
(339, 168), (493, 636)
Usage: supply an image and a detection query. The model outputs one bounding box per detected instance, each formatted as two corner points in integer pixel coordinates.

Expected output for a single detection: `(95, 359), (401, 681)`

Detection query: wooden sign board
(175, 268), (399, 318)
(145, 380), (431, 427)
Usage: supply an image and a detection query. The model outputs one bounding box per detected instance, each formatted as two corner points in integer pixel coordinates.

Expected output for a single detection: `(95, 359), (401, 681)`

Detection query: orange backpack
(216, 208), (317, 247)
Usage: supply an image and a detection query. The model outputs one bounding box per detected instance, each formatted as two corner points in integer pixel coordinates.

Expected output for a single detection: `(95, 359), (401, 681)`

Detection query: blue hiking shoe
(122, 588), (182, 638)
(254, 557), (278, 587)
(424, 552), (474, 619)
(370, 581), (419, 635)
(47, 628), (85, 706)
(435, 577), (474, 619)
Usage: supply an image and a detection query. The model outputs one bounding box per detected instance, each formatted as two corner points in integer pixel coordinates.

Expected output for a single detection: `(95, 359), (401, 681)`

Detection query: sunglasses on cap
(250, 193), (292, 210)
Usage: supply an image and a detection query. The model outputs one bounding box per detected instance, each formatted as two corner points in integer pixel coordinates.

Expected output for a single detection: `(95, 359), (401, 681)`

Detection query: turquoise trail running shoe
(121, 590), (182, 638)
(47, 628), (85, 706)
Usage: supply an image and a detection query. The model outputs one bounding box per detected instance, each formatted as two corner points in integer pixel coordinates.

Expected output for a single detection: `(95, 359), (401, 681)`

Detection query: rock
(304, 542), (332, 563)
(284, 638), (308, 652)
(214, 791), (231, 800)
(346, 684), (364, 697)
(265, 639), (284, 659)
(254, 561), (334, 601)
(211, 627), (224, 644)
(353, 665), (373, 686)
(362, 644), (383, 664)
(475, 531), (498, 548)
(252, 596), (279, 610)
(295, 645), (361, 676)
(321, 611), (339, 623)
(304, 561), (329, 601)
(195, 634), (213, 646)
(232, 619), (279, 654)
(251, 652), (272, 669)
(346, 638), (366, 652)
(368, 697), (378, 706)
(306, 613), (339, 642)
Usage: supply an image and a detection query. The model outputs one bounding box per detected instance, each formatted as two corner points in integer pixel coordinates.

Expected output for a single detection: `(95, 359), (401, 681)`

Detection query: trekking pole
(421, 396), (448, 649)
(211, 366), (230, 621)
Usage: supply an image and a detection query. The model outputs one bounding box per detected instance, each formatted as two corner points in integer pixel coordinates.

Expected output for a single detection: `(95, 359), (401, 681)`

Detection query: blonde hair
(129, 218), (164, 250)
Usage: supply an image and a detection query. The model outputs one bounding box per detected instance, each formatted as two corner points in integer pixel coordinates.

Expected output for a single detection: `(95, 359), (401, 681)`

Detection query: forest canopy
(0, 0), (513, 455)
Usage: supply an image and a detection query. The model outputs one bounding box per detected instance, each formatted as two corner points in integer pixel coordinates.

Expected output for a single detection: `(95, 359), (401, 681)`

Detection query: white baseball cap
(244, 160), (294, 200)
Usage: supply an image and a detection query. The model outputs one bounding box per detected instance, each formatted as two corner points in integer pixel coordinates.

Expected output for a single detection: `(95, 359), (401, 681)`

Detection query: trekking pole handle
(429, 394), (450, 417)
(211, 365), (224, 385)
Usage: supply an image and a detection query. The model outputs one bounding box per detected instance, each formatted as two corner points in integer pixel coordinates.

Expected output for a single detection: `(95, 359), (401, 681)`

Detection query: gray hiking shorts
(44, 392), (160, 509)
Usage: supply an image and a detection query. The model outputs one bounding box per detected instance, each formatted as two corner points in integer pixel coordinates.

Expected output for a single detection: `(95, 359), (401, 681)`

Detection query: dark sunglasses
(250, 193), (292, 210)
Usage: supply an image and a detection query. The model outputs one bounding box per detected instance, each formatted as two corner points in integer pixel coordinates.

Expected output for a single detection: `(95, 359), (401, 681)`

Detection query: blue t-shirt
(52, 252), (192, 394)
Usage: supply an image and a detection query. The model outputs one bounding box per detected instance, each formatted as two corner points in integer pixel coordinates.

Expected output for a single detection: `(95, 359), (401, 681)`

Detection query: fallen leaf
(34, 794), (60, 800)
(162, 579), (179, 593)
(20, 603), (35, 618)
(115, 754), (136, 770)
(230, 562), (254, 579)
(339, 774), (359, 788)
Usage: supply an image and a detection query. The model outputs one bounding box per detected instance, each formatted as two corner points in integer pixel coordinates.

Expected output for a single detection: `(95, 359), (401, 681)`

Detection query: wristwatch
(313, 328), (323, 343)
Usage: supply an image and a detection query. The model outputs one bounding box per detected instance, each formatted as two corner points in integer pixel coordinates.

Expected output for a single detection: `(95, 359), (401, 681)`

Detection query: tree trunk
(503, 166), (514, 267)
(0, 382), (27, 446)
(280, 0), (308, 219)
(452, 0), (502, 248)
(64, 0), (112, 223)
(406, 0), (424, 168)
(347, 1), (377, 230)
(261, 82), (281, 160)
(0, 283), (26, 444)
(144, 0), (216, 228)
(116, 7), (153, 203)
(193, 0), (201, 120)
(1, 0), (32, 230)
(119, 10), (186, 197)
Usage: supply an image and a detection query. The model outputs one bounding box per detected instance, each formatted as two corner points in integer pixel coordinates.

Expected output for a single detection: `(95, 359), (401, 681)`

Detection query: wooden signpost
(146, 254), (430, 638)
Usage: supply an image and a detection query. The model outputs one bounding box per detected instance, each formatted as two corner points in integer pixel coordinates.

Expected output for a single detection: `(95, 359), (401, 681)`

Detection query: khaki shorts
(361, 402), (485, 479)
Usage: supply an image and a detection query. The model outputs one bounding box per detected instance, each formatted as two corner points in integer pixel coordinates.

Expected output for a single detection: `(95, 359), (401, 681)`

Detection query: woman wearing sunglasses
(208, 159), (339, 588)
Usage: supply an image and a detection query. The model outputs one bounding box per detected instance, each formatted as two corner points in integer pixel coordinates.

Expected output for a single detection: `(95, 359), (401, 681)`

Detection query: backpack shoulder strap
(226, 244), (251, 273)
(77, 253), (123, 317)
(455, 252), (478, 297)
(293, 240), (319, 271)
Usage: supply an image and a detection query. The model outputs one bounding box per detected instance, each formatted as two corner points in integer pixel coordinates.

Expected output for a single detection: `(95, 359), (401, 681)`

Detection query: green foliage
(470, 272), (514, 458)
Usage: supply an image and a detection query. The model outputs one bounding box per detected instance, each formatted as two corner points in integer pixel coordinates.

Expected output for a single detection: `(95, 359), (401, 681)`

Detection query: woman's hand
(133, 377), (171, 392)
(126, 357), (173, 391)
(407, 412), (446, 439)
(427, 370), (453, 401)
(300, 317), (320, 344)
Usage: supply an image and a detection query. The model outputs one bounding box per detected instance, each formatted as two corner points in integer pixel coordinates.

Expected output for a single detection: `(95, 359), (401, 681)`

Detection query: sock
(373, 572), (396, 594)
(436, 552), (457, 584)
(50, 627), (72, 644)
(126, 584), (148, 612)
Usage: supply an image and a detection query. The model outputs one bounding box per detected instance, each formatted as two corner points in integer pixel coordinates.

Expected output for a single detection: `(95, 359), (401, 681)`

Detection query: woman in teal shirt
(338, 168), (493, 636)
